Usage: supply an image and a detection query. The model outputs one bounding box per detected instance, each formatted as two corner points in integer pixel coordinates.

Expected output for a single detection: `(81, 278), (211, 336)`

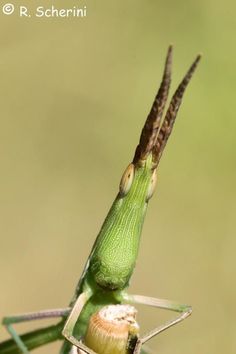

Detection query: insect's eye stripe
(146, 169), (157, 202)
(119, 164), (135, 197)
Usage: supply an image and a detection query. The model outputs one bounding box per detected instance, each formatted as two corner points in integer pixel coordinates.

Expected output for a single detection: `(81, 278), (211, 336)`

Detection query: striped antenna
(153, 54), (201, 166)
(133, 45), (173, 164)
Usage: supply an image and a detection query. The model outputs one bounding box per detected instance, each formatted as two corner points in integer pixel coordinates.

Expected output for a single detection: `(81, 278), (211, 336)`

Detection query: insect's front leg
(62, 292), (97, 354)
(122, 293), (192, 354)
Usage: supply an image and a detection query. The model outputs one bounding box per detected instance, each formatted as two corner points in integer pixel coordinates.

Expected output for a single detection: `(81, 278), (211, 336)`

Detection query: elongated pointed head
(120, 46), (201, 203)
(89, 48), (201, 292)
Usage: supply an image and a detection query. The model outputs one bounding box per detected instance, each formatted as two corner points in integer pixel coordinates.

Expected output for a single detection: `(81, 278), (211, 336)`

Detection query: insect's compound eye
(119, 163), (135, 197)
(146, 169), (157, 202)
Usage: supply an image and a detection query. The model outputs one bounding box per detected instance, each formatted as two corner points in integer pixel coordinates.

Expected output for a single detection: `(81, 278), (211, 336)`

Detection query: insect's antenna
(153, 54), (201, 166)
(133, 45), (173, 165)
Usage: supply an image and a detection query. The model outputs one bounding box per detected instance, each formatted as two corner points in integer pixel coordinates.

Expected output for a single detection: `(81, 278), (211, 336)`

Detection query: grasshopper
(0, 46), (201, 354)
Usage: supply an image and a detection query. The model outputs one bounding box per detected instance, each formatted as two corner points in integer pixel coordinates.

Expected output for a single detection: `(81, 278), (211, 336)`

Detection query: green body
(62, 156), (153, 350)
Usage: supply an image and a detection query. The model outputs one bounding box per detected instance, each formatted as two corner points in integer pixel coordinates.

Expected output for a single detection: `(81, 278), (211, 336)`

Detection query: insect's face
(119, 154), (157, 205)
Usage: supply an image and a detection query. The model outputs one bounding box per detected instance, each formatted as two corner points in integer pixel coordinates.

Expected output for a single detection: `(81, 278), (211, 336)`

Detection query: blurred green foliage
(0, 1), (235, 353)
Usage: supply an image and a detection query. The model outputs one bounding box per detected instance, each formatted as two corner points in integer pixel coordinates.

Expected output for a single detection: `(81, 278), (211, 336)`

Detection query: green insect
(0, 46), (201, 354)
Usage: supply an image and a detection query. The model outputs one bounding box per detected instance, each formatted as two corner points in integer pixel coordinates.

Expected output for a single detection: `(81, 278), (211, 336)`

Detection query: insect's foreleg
(123, 294), (192, 354)
(62, 292), (97, 354)
(3, 308), (70, 354)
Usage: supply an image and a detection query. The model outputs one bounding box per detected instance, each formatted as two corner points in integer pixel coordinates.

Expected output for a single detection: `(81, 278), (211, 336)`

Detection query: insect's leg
(62, 292), (96, 354)
(3, 308), (70, 354)
(123, 294), (192, 354)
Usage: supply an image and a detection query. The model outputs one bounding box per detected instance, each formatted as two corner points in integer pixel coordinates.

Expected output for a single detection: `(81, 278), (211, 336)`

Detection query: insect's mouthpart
(133, 45), (201, 170)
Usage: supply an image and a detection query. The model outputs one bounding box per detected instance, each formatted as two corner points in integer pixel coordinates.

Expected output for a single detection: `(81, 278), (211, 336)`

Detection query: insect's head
(119, 46), (201, 203)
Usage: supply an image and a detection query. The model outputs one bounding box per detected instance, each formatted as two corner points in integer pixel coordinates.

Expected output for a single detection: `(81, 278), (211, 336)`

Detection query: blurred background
(0, 0), (235, 353)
